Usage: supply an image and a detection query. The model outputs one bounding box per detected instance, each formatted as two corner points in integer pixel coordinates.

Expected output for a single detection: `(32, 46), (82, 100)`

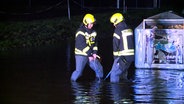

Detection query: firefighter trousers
(71, 55), (103, 81)
(110, 57), (131, 83)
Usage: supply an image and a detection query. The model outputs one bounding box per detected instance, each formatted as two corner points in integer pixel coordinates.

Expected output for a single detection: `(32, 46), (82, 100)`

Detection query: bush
(0, 9), (179, 50)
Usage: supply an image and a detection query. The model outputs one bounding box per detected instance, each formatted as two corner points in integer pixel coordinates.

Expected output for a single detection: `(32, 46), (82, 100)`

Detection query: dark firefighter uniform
(110, 13), (134, 83)
(70, 23), (103, 81)
(74, 25), (98, 57)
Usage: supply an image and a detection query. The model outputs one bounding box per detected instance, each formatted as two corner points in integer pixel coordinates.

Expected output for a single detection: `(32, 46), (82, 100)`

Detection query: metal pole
(153, 0), (157, 8)
(117, 0), (119, 9)
(67, 0), (71, 20)
(123, 0), (126, 13)
(158, 0), (160, 8)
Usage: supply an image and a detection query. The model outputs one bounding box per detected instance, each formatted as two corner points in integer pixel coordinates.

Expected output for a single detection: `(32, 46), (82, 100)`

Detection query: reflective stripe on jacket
(113, 26), (134, 57)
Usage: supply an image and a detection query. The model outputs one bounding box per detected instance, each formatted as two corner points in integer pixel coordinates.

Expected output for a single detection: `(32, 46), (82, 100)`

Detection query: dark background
(0, 0), (183, 21)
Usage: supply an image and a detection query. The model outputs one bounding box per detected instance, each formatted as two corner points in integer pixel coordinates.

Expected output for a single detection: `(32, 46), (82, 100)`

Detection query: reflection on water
(1, 41), (184, 103)
(71, 80), (134, 104)
(133, 69), (184, 103)
(71, 80), (103, 104)
(71, 69), (184, 104)
(109, 82), (134, 103)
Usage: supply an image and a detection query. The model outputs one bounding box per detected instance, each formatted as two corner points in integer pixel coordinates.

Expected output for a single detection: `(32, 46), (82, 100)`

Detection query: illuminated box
(135, 11), (184, 69)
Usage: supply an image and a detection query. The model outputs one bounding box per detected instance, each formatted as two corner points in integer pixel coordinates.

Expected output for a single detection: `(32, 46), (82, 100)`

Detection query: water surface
(1, 42), (184, 104)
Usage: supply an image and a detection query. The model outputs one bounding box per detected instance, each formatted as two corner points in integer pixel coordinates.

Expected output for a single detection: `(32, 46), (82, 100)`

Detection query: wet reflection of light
(71, 80), (102, 104)
(109, 83), (134, 104)
(134, 69), (184, 103)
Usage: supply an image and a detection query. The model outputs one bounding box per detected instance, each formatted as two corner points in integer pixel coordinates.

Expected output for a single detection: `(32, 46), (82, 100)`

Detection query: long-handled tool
(104, 70), (112, 80)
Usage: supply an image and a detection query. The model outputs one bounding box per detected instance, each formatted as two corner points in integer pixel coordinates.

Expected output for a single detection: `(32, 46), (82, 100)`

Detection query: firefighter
(70, 13), (103, 81)
(109, 13), (134, 83)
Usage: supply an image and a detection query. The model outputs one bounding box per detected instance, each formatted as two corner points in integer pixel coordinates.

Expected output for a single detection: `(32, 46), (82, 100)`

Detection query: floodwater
(1, 39), (184, 104)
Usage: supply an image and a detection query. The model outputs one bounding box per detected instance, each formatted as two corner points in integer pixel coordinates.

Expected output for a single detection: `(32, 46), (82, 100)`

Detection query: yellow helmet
(110, 13), (124, 25)
(83, 13), (95, 25)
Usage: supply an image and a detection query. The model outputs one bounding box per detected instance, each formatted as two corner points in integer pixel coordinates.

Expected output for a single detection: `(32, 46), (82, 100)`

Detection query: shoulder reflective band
(76, 31), (85, 37)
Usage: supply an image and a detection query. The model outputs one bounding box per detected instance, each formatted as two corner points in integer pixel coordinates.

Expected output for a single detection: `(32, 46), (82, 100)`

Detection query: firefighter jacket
(113, 21), (134, 62)
(75, 25), (98, 57)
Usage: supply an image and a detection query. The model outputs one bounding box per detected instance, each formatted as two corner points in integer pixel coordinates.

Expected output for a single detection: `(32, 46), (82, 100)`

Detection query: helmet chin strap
(114, 24), (117, 27)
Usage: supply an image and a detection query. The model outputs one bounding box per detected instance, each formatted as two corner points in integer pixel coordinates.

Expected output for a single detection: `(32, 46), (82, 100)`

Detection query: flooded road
(1, 40), (184, 104)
